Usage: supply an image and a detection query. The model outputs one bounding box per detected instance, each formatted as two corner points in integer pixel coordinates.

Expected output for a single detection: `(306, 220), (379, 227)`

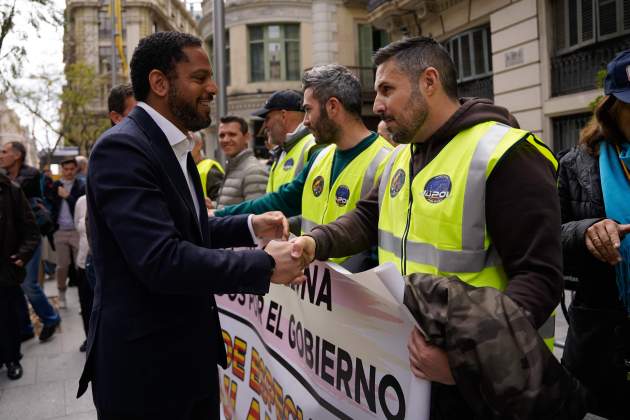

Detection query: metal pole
(111, 0), (117, 87)
(213, 0), (227, 118)
(213, 0), (227, 162)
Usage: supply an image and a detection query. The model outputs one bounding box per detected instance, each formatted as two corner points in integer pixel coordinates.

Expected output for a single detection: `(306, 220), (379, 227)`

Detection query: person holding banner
(293, 36), (563, 419)
(215, 64), (393, 272)
(76, 31), (307, 420)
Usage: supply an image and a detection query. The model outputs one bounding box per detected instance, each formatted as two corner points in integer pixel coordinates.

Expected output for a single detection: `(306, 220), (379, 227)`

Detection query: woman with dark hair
(559, 50), (630, 420)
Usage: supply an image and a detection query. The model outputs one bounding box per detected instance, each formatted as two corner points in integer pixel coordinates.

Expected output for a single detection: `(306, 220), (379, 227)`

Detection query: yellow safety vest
(377, 121), (558, 350)
(267, 134), (316, 193)
(197, 158), (225, 198)
(302, 135), (393, 264)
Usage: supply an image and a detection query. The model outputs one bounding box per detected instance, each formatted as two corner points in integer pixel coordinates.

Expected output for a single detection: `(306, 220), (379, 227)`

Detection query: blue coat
(77, 107), (273, 417)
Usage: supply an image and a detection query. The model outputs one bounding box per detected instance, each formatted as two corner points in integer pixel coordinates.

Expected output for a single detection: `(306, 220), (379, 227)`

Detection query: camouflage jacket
(404, 273), (591, 420)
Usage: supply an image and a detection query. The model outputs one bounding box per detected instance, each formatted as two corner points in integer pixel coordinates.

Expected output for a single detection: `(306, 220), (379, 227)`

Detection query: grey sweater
(216, 149), (268, 209)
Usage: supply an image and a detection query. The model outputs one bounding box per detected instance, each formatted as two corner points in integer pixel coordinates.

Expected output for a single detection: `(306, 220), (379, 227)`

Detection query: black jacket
(77, 106), (274, 417)
(558, 145), (630, 420)
(0, 174), (40, 286)
(51, 177), (85, 226)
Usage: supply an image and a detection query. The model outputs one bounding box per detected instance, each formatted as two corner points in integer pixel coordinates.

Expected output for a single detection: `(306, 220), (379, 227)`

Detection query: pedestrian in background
(215, 115), (268, 208)
(190, 131), (224, 204)
(0, 141), (61, 342)
(558, 50), (630, 420)
(51, 158), (85, 308)
(0, 172), (40, 379)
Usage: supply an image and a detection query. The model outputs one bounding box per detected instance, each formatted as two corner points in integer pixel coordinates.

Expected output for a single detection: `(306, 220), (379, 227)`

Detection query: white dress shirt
(136, 102), (259, 241)
(137, 102), (200, 220)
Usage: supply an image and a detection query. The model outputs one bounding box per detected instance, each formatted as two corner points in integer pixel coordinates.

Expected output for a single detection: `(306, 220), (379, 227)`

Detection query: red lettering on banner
(222, 330), (233, 366)
(232, 337), (248, 381)
(249, 347), (263, 395)
(273, 379), (283, 420)
(246, 398), (261, 420)
(222, 374), (238, 419)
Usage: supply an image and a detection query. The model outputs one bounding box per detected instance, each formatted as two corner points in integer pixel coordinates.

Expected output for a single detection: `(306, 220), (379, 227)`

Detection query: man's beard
(311, 107), (340, 145)
(387, 88), (428, 144)
(168, 84), (212, 132)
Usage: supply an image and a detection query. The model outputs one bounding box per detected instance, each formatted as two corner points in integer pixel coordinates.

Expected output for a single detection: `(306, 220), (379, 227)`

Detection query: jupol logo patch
(312, 176), (325, 197)
(335, 185), (350, 206)
(423, 175), (451, 203)
(390, 169), (406, 198)
(283, 158), (295, 171)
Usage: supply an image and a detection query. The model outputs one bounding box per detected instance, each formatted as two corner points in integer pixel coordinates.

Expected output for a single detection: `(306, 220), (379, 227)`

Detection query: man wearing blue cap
(559, 49), (630, 420)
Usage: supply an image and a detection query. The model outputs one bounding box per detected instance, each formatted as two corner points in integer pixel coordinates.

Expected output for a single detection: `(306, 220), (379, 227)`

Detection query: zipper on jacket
(401, 144), (415, 276)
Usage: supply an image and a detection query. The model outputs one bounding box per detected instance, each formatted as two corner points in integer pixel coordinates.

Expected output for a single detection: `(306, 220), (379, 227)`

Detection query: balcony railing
(552, 112), (591, 153)
(458, 76), (493, 100)
(551, 35), (630, 97)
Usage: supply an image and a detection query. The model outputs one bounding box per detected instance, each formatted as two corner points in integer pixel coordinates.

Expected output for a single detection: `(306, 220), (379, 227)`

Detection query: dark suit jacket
(51, 177), (85, 225)
(77, 107), (273, 417)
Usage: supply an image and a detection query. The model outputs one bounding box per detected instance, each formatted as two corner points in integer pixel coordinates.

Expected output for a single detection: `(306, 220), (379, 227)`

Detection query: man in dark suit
(77, 31), (307, 420)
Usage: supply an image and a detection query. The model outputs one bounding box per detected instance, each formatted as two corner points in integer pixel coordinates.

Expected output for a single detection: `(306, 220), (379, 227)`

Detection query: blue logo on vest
(312, 176), (325, 197)
(335, 185), (350, 206)
(390, 169), (406, 198)
(423, 175), (451, 203)
(283, 158), (294, 171)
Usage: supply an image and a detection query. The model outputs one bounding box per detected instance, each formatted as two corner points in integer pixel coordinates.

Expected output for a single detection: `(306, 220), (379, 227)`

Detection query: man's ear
(148, 69), (170, 98)
(326, 97), (341, 117)
(109, 111), (123, 125)
(420, 67), (439, 97)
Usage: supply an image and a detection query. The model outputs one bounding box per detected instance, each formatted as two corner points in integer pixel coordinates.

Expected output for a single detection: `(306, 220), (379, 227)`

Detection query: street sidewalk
(0, 280), (96, 420)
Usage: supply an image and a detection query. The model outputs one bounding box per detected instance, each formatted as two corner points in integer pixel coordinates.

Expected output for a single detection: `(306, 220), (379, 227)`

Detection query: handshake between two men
(250, 211), (317, 286)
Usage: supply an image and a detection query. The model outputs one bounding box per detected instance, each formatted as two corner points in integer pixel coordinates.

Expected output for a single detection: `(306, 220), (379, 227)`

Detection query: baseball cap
(252, 90), (304, 118)
(604, 49), (630, 104)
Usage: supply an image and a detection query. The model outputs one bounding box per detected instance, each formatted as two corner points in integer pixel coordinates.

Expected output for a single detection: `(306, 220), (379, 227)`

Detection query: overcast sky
(5, 0), (65, 150)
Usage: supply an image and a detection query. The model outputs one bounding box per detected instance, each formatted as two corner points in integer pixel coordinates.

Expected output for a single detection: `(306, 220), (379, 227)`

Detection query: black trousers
(0, 285), (23, 364)
(76, 267), (93, 336)
(96, 392), (220, 420)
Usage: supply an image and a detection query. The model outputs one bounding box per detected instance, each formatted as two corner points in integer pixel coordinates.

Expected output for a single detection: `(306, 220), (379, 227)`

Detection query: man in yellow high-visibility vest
(252, 90), (319, 193)
(293, 37), (563, 418)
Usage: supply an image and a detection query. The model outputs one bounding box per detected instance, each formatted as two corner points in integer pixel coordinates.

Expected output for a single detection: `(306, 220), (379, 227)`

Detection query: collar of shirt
(137, 101), (192, 158)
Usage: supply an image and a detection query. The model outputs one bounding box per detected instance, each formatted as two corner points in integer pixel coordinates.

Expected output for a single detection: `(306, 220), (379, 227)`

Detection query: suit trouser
(0, 286), (23, 364)
(95, 392), (220, 420)
(53, 229), (79, 292)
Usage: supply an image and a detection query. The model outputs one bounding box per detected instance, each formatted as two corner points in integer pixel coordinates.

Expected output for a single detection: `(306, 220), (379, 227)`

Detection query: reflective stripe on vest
(301, 136), (392, 263)
(267, 134), (315, 193)
(197, 158), (224, 198)
(377, 121), (557, 350)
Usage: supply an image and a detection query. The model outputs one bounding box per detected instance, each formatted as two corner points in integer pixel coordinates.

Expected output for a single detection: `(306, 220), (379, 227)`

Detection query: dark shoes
(79, 340), (87, 352)
(6, 361), (23, 380)
(39, 319), (61, 342)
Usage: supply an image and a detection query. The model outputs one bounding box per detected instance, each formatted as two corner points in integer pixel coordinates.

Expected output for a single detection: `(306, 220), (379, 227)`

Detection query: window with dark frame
(554, 0), (630, 54)
(248, 24), (301, 82)
(444, 26), (492, 83)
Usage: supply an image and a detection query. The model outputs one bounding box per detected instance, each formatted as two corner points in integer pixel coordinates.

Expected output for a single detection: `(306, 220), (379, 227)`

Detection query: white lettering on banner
(217, 261), (431, 420)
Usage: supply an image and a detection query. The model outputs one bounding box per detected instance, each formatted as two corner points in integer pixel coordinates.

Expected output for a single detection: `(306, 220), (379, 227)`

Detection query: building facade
(366, 0), (630, 152)
(199, 0), (389, 157)
(64, 0), (200, 116)
(0, 96), (39, 167)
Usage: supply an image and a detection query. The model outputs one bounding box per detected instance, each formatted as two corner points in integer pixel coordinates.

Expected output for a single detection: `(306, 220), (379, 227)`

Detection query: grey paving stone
(0, 381), (65, 420)
(49, 410), (97, 420)
(0, 356), (37, 390)
(64, 379), (94, 415)
(36, 352), (86, 384)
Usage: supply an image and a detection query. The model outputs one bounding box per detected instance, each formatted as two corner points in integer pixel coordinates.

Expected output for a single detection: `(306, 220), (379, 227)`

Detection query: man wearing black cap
(252, 90), (319, 193)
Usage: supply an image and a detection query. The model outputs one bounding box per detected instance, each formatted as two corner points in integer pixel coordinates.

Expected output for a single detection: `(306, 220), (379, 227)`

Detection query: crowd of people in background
(0, 29), (629, 420)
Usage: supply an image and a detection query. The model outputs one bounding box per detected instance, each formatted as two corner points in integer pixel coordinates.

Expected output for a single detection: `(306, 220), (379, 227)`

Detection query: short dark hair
(374, 37), (458, 99)
(219, 116), (248, 134)
(60, 158), (78, 167)
(7, 141), (26, 163)
(130, 31), (202, 102)
(302, 64), (362, 117)
(108, 83), (134, 113)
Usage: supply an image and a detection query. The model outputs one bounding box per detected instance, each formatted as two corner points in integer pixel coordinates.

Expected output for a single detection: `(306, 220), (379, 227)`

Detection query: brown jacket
(308, 97), (563, 329)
